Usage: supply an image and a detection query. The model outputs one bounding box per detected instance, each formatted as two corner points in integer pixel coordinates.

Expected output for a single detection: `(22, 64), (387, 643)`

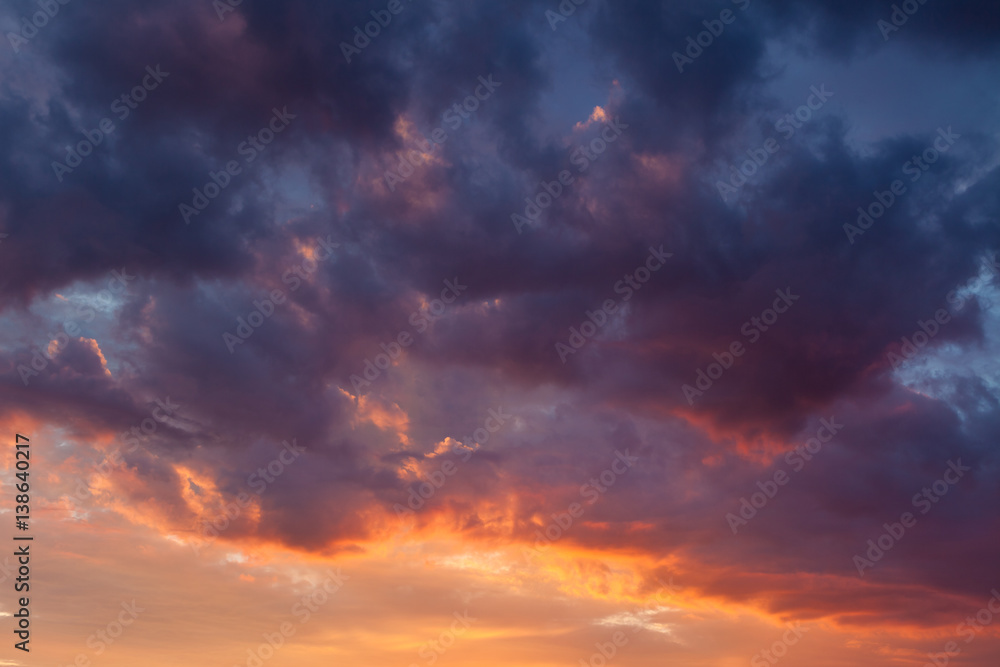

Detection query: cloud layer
(1, 0), (999, 664)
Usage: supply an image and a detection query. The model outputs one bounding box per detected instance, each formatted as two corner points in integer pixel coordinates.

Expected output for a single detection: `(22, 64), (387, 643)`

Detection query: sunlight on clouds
(351, 394), (411, 445)
(595, 606), (679, 636)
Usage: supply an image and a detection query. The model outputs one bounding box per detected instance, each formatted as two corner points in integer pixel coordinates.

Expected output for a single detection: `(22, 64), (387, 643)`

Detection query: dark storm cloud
(0, 0), (998, 629)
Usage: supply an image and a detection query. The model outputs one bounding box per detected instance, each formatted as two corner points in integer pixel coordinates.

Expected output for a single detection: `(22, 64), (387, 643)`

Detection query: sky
(1, 0), (1000, 665)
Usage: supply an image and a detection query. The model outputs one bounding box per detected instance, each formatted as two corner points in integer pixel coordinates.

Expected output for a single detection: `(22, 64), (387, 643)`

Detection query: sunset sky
(1, 0), (1000, 665)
